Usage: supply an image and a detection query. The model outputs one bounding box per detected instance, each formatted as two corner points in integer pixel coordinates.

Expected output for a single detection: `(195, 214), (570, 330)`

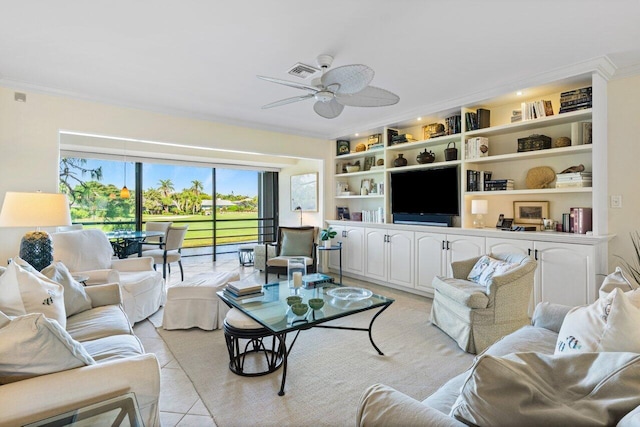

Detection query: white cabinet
(415, 232), (485, 293)
(534, 241), (594, 307)
(486, 237), (596, 307)
(329, 225), (365, 276)
(364, 228), (414, 288)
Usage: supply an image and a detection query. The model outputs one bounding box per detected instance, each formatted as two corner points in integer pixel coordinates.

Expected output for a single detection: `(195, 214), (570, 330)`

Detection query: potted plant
(320, 226), (337, 248)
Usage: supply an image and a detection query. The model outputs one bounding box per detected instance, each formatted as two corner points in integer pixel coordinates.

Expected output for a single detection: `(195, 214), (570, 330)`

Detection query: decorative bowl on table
(286, 296), (303, 306)
(327, 287), (373, 301)
(291, 303), (309, 316)
(308, 298), (325, 310)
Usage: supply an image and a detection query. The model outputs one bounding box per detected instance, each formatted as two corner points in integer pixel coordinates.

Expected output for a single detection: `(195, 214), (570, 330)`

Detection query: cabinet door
(415, 232), (447, 293)
(445, 235), (485, 276)
(364, 228), (387, 282)
(344, 226), (365, 275)
(387, 229), (414, 288)
(534, 241), (594, 307)
(485, 237), (533, 257)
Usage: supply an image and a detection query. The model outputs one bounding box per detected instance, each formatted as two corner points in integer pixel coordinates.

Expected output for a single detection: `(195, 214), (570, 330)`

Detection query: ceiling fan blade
(256, 75), (319, 93)
(313, 98), (344, 119)
(336, 86), (400, 107)
(321, 64), (374, 95)
(261, 94), (314, 109)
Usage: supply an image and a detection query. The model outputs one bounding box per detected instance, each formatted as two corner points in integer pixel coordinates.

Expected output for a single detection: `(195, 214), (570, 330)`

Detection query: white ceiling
(1, 1), (640, 140)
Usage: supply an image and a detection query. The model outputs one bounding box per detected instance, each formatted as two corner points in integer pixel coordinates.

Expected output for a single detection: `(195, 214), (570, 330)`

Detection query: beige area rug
(157, 282), (475, 427)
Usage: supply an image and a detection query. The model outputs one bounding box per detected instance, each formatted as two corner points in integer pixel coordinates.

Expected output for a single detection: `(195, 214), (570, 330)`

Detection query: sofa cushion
(119, 270), (163, 296)
(467, 255), (518, 287)
(555, 288), (640, 354)
(450, 351), (640, 427)
(66, 305), (133, 342)
(81, 334), (145, 362)
(41, 261), (93, 317)
(432, 276), (489, 309)
(0, 311), (95, 384)
(0, 260), (66, 328)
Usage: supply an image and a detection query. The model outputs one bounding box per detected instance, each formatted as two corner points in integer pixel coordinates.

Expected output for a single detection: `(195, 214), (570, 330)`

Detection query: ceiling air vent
(287, 62), (320, 79)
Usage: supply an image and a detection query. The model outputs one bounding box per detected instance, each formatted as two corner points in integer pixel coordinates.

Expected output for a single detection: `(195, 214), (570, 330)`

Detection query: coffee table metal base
(273, 303), (391, 396)
(223, 321), (284, 377)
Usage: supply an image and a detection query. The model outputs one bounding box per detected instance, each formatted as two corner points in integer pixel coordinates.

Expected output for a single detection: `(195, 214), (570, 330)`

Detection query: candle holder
(287, 257), (305, 291)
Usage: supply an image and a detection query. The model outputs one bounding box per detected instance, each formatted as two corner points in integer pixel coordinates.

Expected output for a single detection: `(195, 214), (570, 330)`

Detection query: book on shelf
(484, 179), (514, 191)
(445, 114), (461, 135)
(477, 108), (491, 129)
(466, 170), (493, 192)
(556, 172), (592, 181)
(465, 112), (477, 131)
(465, 137), (489, 159)
(555, 180), (592, 188)
(226, 281), (263, 296)
(223, 288), (264, 300)
(520, 100), (554, 120)
(302, 273), (334, 289)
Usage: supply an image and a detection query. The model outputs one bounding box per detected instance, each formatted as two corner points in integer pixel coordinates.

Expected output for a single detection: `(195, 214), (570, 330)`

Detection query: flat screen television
(390, 166), (460, 226)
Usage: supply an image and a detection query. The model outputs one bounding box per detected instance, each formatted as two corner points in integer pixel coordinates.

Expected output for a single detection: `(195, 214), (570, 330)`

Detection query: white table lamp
(0, 192), (72, 270)
(471, 199), (488, 228)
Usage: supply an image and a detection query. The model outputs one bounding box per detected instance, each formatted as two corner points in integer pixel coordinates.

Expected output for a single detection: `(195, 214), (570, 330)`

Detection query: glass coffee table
(218, 281), (394, 396)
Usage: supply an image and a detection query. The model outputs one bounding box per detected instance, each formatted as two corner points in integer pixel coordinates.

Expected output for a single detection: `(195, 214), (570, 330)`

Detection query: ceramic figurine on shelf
(394, 154), (407, 167)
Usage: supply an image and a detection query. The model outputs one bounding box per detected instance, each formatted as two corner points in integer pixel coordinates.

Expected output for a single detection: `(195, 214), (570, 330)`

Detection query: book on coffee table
(302, 273), (334, 289)
(226, 280), (262, 295)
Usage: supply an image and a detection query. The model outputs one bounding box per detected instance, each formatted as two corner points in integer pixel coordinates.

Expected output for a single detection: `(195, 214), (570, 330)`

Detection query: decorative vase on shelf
(416, 149), (435, 164)
(394, 154), (408, 167)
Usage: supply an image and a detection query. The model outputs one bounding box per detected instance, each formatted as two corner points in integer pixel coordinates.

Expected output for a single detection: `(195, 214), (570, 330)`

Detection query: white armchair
(51, 229), (165, 324)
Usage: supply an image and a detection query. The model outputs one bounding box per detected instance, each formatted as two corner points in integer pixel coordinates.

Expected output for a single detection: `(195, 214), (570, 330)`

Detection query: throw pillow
(450, 351), (640, 426)
(280, 229), (314, 256)
(41, 261), (93, 317)
(555, 288), (640, 354)
(0, 311), (95, 384)
(467, 255), (518, 287)
(0, 260), (66, 328)
(599, 266), (640, 299)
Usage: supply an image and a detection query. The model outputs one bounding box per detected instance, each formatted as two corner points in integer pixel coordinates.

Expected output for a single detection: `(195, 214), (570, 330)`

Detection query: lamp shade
(471, 199), (489, 215)
(0, 192), (71, 228)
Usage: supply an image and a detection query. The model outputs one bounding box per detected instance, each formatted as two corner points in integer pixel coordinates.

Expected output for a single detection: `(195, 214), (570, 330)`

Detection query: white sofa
(52, 229), (165, 324)
(358, 300), (640, 426)
(0, 278), (161, 427)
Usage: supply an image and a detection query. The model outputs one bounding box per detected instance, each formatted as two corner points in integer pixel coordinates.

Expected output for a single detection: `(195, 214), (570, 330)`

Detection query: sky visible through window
(80, 158), (257, 196)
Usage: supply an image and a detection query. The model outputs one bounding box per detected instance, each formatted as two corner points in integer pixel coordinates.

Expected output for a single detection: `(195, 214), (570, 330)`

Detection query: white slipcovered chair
(138, 221), (172, 252)
(51, 229), (165, 325)
(141, 224), (188, 280)
(430, 253), (537, 354)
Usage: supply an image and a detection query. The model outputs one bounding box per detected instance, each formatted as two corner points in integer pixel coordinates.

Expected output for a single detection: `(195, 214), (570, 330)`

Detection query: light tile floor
(133, 253), (259, 427)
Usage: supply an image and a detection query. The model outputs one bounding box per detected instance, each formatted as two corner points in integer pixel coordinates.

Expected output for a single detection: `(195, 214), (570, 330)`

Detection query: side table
(317, 241), (342, 284)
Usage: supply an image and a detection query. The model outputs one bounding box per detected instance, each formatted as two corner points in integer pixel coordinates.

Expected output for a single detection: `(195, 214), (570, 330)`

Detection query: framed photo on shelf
(336, 206), (350, 220)
(360, 179), (372, 192)
(363, 156), (375, 171)
(513, 201), (549, 225)
(336, 140), (350, 156)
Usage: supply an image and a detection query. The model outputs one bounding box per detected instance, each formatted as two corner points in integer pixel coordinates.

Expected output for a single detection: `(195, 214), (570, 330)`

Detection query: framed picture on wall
(291, 173), (318, 211)
(513, 201), (549, 225)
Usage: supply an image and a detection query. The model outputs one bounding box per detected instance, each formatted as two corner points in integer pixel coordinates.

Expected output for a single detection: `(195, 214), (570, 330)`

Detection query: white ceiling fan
(257, 54), (400, 119)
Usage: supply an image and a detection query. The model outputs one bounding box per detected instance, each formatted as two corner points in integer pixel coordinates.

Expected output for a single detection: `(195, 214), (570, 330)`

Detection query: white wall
(607, 74), (640, 270)
(0, 86), (330, 263)
(279, 159), (324, 228)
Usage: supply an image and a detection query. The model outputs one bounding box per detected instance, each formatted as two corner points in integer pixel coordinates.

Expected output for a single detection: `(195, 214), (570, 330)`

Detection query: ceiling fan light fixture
(314, 90), (334, 103)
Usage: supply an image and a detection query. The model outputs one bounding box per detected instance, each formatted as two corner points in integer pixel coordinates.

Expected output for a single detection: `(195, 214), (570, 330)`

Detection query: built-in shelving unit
(331, 73), (603, 233)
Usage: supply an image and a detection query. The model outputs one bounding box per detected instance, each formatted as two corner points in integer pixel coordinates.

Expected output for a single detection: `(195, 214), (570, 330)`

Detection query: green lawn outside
(144, 212), (259, 246)
(78, 211), (261, 247)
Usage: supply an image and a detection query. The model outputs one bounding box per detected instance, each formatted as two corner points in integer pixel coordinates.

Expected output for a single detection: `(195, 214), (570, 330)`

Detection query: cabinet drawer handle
(442, 240), (446, 250)
(534, 249), (538, 260)
(446, 241), (451, 250)
(528, 248), (532, 256)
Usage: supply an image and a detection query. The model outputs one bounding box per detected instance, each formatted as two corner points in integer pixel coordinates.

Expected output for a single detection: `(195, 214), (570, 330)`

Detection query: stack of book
(511, 109), (522, 123)
(223, 281), (264, 300)
(555, 172), (592, 188)
(559, 87), (592, 114)
(484, 179), (514, 191)
(302, 273), (334, 289)
(391, 134), (416, 144)
(520, 100), (554, 120)
(464, 108), (490, 131)
(466, 170), (493, 192)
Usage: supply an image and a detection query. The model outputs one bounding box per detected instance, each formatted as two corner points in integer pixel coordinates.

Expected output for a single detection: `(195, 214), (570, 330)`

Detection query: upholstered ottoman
(162, 271), (240, 330)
